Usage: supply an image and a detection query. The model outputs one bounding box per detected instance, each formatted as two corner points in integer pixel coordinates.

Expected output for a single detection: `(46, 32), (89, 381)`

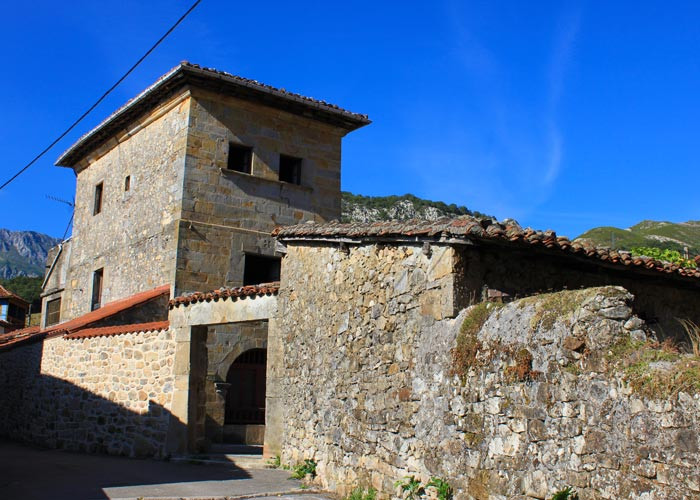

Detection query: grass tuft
(451, 302), (503, 378)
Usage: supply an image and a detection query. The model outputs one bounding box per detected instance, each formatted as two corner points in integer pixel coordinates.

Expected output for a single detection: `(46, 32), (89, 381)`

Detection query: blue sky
(2, 1), (698, 239)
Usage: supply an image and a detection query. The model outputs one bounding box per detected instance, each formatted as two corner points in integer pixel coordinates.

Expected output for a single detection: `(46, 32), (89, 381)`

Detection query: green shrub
(551, 486), (579, 500)
(631, 246), (696, 268)
(426, 477), (454, 500)
(291, 459), (317, 479)
(345, 486), (377, 500)
(394, 476), (425, 500)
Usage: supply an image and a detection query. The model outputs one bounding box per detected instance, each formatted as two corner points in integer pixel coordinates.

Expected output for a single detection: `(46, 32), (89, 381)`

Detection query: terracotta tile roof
(0, 286), (171, 352)
(274, 218), (700, 281)
(44, 284), (170, 335)
(169, 283), (279, 309)
(57, 62), (370, 168)
(64, 321), (169, 340)
(0, 326), (44, 351)
(0, 284), (28, 305)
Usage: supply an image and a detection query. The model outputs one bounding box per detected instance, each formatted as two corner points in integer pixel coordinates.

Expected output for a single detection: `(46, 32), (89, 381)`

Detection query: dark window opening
(93, 182), (103, 215)
(91, 268), (104, 311)
(279, 155), (302, 185)
(243, 254), (281, 286)
(46, 298), (61, 326)
(124, 175), (131, 191)
(227, 143), (253, 174)
(7, 303), (26, 324)
(225, 348), (267, 425)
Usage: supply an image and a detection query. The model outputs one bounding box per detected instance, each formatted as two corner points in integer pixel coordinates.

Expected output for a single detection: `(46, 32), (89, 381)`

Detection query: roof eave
(56, 63), (371, 169)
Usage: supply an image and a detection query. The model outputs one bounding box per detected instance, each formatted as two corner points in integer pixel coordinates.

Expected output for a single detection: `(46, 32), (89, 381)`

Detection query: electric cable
(0, 0), (202, 193)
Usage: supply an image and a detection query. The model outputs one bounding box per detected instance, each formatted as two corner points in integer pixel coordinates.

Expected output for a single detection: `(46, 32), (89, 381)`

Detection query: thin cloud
(544, 8), (582, 184)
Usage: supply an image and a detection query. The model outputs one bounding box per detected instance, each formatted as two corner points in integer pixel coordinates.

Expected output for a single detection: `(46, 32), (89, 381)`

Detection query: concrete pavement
(0, 440), (329, 500)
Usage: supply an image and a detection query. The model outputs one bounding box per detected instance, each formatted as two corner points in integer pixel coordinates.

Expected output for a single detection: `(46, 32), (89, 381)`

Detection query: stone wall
(275, 242), (700, 500)
(456, 245), (700, 341)
(0, 327), (177, 457)
(175, 89), (347, 294)
(56, 92), (191, 321)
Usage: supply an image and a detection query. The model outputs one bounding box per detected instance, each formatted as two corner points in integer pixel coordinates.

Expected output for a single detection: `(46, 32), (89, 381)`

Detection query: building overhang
(56, 62), (371, 170)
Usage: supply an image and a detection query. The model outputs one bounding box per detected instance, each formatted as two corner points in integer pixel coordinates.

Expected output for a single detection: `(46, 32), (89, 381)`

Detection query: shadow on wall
(0, 339), (178, 457)
(457, 245), (700, 343)
(0, 338), (248, 486)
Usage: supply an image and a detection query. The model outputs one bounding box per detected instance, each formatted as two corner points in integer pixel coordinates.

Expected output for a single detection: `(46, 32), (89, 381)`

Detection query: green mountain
(341, 192), (492, 223)
(575, 220), (700, 254)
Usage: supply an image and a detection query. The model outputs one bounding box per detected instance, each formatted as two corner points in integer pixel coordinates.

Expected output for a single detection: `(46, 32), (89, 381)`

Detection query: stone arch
(216, 335), (267, 381)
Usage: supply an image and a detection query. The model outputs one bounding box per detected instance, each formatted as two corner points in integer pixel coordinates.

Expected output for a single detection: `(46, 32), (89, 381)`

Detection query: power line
(0, 0), (202, 193)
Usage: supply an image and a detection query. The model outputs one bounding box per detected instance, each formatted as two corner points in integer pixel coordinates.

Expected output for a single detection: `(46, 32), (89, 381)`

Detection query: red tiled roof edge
(64, 321), (170, 340)
(273, 218), (700, 281)
(0, 326), (44, 352)
(44, 284), (171, 335)
(0, 284), (29, 304)
(169, 283), (279, 309)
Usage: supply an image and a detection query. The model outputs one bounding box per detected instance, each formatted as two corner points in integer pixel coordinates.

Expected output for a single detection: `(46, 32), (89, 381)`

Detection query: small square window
(93, 182), (103, 215)
(124, 175), (131, 191)
(228, 143), (252, 174)
(279, 155), (302, 185)
(243, 254), (281, 286)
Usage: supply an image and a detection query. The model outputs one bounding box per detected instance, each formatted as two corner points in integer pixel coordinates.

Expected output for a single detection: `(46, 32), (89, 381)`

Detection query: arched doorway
(224, 348), (266, 444)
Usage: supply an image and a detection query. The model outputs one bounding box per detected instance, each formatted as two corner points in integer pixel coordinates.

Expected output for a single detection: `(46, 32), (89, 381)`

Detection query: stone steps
(173, 444), (273, 470)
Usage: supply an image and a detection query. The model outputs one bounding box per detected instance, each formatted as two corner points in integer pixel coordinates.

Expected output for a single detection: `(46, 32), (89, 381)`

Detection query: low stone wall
(0, 327), (176, 457)
(276, 241), (700, 500)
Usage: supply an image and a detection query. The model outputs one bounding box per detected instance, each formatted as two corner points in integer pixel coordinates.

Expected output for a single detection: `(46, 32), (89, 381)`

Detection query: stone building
(41, 62), (369, 327)
(1, 63), (700, 499)
(265, 218), (700, 499)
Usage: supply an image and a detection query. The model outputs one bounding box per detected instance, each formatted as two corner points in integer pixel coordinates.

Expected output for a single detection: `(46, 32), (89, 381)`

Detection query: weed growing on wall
(677, 318), (700, 356)
(426, 477), (454, 500)
(551, 486), (579, 500)
(345, 486), (377, 500)
(394, 476), (454, 500)
(394, 476), (425, 500)
(605, 338), (700, 398)
(451, 302), (503, 378)
(291, 459), (317, 479)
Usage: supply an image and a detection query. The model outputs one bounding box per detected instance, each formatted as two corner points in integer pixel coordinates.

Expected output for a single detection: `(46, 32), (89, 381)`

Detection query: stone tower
(41, 62), (369, 327)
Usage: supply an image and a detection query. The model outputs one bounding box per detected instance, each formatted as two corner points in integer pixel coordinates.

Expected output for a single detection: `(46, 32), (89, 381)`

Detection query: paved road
(0, 440), (328, 500)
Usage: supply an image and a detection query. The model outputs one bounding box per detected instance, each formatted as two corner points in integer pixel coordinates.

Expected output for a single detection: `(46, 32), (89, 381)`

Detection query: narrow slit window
(91, 268), (104, 311)
(243, 254), (281, 286)
(279, 155), (302, 185)
(124, 175), (131, 191)
(93, 182), (103, 215)
(227, 143), (253, 174)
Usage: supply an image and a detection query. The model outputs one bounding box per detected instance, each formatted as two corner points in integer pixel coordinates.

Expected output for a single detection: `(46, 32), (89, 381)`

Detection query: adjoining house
(1, 63), (699, 498)
(0, 285), (29, 333)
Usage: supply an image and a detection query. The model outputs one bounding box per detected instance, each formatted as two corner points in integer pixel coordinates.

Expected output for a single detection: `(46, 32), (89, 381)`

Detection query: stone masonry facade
(44, 63), (368, 328)
(45, 95), (190, 322)
(0, 327), (176, 457)
(175, 87), (348, 294)
(273, 241), (700, 500)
